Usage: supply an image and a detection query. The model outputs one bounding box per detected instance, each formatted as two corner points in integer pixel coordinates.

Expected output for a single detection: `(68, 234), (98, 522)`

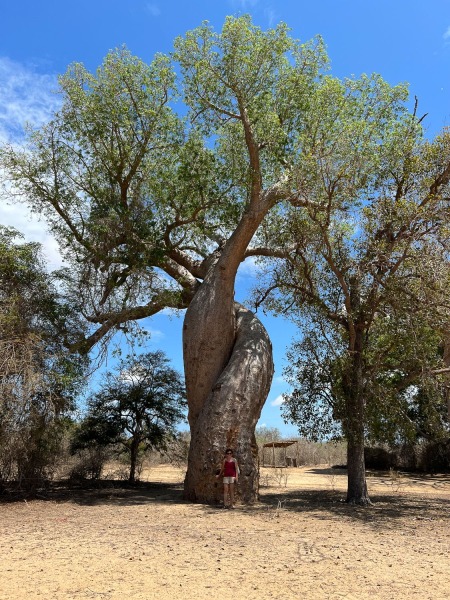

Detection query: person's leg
(229, 481), (235, 507)
(223, 482), (230, 507)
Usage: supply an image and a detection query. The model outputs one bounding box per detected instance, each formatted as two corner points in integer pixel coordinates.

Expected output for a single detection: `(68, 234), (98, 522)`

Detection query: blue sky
(2, 0), (450, 436)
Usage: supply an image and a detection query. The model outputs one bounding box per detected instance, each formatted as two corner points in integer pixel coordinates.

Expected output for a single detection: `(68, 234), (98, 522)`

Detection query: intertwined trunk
(182, 204), (275, 503)
(179, 165), (281, 502)
(183, 303), (273, 503)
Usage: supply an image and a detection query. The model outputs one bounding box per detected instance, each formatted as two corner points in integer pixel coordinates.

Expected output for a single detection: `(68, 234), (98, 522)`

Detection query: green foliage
(282, 317), (449, 446)
(174, 16), (328, 188)
(1, 49), (186, 353)
(1, 16), (450, 491)
(281, 323), (344, 443)
(0, 16), (333, 355)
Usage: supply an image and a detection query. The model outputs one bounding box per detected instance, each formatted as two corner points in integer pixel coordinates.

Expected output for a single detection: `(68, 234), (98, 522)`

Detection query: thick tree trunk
(183, 303), (273, 504)
(182, 190), (278, 504)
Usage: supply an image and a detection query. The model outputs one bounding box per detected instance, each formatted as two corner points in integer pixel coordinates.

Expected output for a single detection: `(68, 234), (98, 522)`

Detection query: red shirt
(223, 459), (237, 477)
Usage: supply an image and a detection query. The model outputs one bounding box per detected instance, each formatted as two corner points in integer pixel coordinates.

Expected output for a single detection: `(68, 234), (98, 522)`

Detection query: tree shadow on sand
(255, 467), (450, 529)
(1, 472), (449, 532)
(0, 479), (186, 507)
(257, 488), (450, 526)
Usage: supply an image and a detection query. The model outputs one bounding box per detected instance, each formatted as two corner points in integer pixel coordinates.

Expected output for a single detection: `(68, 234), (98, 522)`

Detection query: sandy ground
(1, 465), (449, 600)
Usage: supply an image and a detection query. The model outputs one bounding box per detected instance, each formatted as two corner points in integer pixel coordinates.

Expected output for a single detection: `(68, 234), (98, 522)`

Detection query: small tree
(74, 351), (186, 482)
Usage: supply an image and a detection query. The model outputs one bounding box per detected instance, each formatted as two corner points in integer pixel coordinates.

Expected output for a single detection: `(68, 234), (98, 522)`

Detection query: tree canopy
(252, 76), (450, 502)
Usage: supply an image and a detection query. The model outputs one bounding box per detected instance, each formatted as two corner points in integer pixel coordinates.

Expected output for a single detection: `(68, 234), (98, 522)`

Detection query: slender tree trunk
(443, 334), (450, 423)
(346, 413), (369, 505)
(129, 439), (139, 484)
(183, 303), (273, 503)
(343, 331), (371, 506)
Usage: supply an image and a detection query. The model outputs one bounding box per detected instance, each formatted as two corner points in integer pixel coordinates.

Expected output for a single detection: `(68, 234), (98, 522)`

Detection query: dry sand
(1, 465), (449, 600)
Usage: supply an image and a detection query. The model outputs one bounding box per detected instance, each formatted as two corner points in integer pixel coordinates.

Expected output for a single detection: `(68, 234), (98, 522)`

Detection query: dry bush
(158, 431), (190, 468)
(0, 336), (72, 494)
(364, 441), (450, 473)
(260, 468), (290, 488)
(68, 447), (110, 481)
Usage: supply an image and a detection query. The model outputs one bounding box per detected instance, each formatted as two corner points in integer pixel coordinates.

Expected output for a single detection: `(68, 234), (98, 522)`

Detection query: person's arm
(216, 460), (225, 478)
(234, 459), (239, 482)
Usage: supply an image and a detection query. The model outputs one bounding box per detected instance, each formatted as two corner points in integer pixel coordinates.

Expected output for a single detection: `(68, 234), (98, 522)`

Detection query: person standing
(216, 448), (239, 508)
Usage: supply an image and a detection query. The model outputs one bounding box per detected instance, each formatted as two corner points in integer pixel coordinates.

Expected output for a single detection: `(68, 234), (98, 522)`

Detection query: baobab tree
(1, 16), (331, 503)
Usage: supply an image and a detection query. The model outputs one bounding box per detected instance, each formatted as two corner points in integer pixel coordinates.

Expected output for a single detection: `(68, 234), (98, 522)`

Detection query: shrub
(419, 439), (450, 472)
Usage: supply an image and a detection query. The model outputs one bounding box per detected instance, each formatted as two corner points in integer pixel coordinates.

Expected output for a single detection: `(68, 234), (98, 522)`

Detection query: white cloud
(0, 57), (59, 144)
(443, 26), (450, 40)
(229, 0), (259, 9)
(0, 57), (64, 270)
(264, 7), (277, 27)
(228, 0), (279, 27)
(270, 394), (284, 407)
(237, 255), (260, 279)
(146, 328), (165, 341)
(146, 3), (161, 16)
(0, 189), (65, 271)
(119, 365), (148, 384)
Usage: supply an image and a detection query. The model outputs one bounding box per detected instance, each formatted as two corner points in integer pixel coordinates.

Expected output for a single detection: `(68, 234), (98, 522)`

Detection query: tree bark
(182, 189), (278, 504)
(346, 419), (370, 505)
(343, 330), (371, 506)
(183, 303), (273, 503)
(443, 333), (450, 423)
